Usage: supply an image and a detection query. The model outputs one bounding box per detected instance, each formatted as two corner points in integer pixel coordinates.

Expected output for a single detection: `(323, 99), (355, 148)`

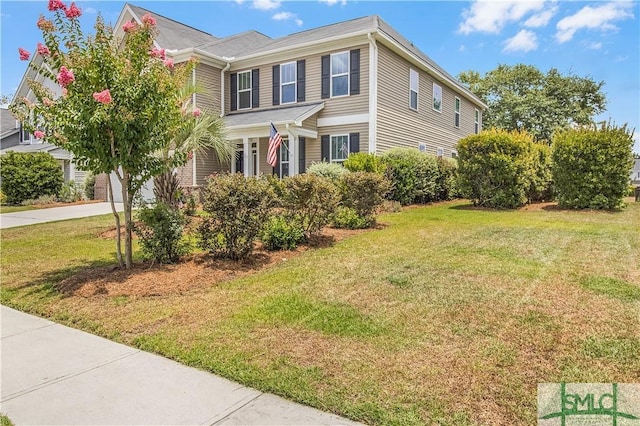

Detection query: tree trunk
(153, 170), (180, 209)
(106, 173), (124, 268)
(121, 169), (133, 269)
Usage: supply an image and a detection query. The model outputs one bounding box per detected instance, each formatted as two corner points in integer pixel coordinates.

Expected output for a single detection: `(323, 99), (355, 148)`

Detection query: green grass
(0, 205), (36, 213)
(2, 201), (639, 425)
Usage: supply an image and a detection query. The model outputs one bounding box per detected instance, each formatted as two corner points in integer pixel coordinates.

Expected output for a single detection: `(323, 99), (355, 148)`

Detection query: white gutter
(220, 62), (231, 118)
(367, 32), (378, 154)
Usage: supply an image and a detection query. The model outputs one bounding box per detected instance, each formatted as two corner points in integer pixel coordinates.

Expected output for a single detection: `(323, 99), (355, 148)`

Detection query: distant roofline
(126, 3), (216, 39)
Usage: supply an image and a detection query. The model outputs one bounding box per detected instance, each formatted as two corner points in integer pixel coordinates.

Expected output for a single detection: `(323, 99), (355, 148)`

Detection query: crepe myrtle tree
(11, 1), (197, 269)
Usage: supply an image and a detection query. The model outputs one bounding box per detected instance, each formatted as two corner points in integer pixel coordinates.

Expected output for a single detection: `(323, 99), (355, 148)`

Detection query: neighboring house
(631, 158), (640, 185)
(115, 4), (486, 187)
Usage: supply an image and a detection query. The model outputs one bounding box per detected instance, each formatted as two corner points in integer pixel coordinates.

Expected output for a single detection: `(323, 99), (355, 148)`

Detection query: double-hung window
(409, 69), (419, 110)
(237, 71), (251, 110)
(454, 97), (461, 128)
(331, 52), (349, 97)
(433, 83), (442, 112)
(280, 62), (296, 104)
(331, 135), (349, 164)
(474, 109), (480, 134)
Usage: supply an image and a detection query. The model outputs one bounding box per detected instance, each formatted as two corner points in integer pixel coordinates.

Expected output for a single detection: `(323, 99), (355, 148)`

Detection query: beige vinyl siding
(226, 44), (369, 118)
(376, 44), (478, 157)
(176, 158), (194, 187)
(195, 147), (229, 185)
(195, 64), (222, 114)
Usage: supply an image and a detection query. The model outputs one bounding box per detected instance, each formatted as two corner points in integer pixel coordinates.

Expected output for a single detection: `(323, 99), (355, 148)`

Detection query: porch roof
(223, 102), (324, 131)
(0, 143), (71, 160)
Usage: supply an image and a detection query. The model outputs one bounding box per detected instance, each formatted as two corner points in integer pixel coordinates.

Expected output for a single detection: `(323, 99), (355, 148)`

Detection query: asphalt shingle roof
(224, 102), (324, 129)
(0, 108), (19, 139)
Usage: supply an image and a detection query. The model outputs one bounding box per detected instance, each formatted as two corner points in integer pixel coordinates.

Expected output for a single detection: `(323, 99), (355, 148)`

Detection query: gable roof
(126, 4), (217, 51)
(0, 108), (19, 139)
(198, 31), (272, 58)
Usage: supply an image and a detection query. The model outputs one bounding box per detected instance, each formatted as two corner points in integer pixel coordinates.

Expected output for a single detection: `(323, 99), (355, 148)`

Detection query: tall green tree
(458, 64), (607, 142)
(11, 1), (195, 268)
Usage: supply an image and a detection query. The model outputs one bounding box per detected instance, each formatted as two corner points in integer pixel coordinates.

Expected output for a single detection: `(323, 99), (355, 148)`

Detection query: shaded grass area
(0, 205), (35, 214)
(2, 202), (639, 425)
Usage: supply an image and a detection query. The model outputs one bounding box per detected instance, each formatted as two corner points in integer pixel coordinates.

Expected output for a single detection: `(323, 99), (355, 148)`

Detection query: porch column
(243, 136), (250, 177)
(287, 125), (298, 176)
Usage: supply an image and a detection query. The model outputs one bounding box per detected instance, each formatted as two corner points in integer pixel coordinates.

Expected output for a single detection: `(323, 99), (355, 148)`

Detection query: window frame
(330, 134), (350, 164)
(409, 69), (419, 111)
(280, 61), (297, 105)
(432, 83), (442, 113)
(474, 109), (480, 134)
(279, 137), (290, 178)
(330, 51), (350, 98)
(237, 70), (252, 110)
(454, 97), (461, 128)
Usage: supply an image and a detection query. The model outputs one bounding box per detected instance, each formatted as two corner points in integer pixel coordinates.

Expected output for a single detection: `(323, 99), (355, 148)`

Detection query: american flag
(267, 123), (282, 167)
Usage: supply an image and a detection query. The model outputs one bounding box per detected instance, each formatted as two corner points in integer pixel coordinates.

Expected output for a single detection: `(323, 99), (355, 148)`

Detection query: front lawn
(1, 201), (638, 425)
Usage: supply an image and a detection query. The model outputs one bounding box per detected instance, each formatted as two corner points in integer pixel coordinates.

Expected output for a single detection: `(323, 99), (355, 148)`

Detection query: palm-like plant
(154, 86), (232, 209)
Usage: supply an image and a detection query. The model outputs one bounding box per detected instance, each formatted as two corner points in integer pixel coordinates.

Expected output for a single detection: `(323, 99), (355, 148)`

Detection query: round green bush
(343, 152), (386, 174)
(261, 215), (305, 251)
(0, 151), (64, 204)
(380, 148), (438, 205)
(307, 161), (348, 181)
(552, 123), (634, 209)
(333, 206), (371, 229)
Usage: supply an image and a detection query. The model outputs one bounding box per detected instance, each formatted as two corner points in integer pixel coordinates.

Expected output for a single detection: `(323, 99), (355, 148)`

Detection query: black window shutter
(321, 135), (330, 161)
(297, 60), (305, 103)
(350, 49), (360, 95)
(349, 132), (360, 153)
(274, 145), (281, 177)
(251, 69), (259, 108)
(321, 55), (330, 99)
(298, 137), (306, 173)
(230, 73), (238, 112)
(272, 65), (280, 106)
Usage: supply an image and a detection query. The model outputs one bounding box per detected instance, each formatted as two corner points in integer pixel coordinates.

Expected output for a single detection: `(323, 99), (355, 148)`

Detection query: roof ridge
(126, 3), (216, 39)
(274, 15), (377, 40)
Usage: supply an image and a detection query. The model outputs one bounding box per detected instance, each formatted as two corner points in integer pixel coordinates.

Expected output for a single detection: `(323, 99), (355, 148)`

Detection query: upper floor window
(331, 52), (349, 97)
(410, 69), (419, 111)
(475, 109), (480, 134)
(433, 83), (442, 113)
(280, 62), (296, 104)
(238, 71), (252, 110)
(454, 97), (461, 128)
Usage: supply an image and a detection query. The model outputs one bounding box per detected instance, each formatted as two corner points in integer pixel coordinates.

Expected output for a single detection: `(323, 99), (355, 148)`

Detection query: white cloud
(615, 55), (629, 62)
(251, 0), (281, 11)
(502, 29), (538, 53)
(272, 11), (303, 26)
(459, 44), (466, 52)
(83, 7), (97, 14)
(319, 0), (347, 5)
(459, 0), (550, 34)
(555, 1), (634, 43)
(584, 41), (602, 50)
(234, 0), (245, 3)
(524, 4), (558, 27)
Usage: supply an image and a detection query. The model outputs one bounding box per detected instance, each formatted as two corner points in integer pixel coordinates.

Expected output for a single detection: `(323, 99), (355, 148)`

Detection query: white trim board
(317, 114), (369, 127)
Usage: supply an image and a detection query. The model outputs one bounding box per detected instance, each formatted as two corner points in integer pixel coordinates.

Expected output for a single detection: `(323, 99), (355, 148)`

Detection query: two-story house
(114, 4), (486, 189)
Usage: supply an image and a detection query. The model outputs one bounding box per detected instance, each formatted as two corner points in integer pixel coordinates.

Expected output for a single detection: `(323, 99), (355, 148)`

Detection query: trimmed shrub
(435, 157), (459, 201)
(343, 152), (386, 174)
(333, 207), (371, 229)
(21, 194), (57, 206)
(0, 151), (63, 204)
(527, 142), (553, 203)
(261, 215), (305, 251)
(380, 148), (439, 205)
(457, 129), (537, 209)
(307, 161), (347, 181)
(0, 190), (6, 205)
(552, 123), (634, 209)
(280, 174), (340, 239)
(339, 171), (390, 224)
(198, 173), (273, 260)
(136, 202), (190, 264)
(83, 172), (96, 200)
(58, 181), (84, 202)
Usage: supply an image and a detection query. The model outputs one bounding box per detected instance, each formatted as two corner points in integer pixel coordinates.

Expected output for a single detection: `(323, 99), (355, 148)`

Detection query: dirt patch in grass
(59, 227), (365, 298)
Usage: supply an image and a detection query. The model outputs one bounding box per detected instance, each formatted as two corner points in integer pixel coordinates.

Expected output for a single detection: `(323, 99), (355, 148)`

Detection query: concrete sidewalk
(0, 202), (124, 229)
(0, 306), (360, 425)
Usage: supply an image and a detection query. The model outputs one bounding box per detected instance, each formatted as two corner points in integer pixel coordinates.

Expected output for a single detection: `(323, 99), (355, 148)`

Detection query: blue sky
(1, 0), (638, 152)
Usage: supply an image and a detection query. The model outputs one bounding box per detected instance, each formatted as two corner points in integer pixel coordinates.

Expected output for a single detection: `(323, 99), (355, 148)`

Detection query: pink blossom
(37, 43), (51, 56)
(141, 13), (156, 26)
(150, 48), (166, 59)
(64, 2), (81, 19)
(187, 151), (193, 160)
(37, 16), (55, 32)
(48, 0), (66, 11)
(163, 58), (174, 69)
(34, 131), (45, 139)
(192, 108), (201, 118)
(123, 21), (136, 32)
(56, 66), (75, 87)
(18, 48), (31, 61)
(43, 98), (54, 107)
(62, 88), (68, 97)
(92, 89), (112, 104)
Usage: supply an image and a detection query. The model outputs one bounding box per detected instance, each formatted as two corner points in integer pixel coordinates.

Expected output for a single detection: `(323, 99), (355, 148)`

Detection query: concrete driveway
(0, 202), (124, 229)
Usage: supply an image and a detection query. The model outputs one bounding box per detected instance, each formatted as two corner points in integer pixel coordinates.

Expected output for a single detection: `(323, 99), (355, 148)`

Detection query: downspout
(367, 32), (378, 154)
(220, 62), (231, 118)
